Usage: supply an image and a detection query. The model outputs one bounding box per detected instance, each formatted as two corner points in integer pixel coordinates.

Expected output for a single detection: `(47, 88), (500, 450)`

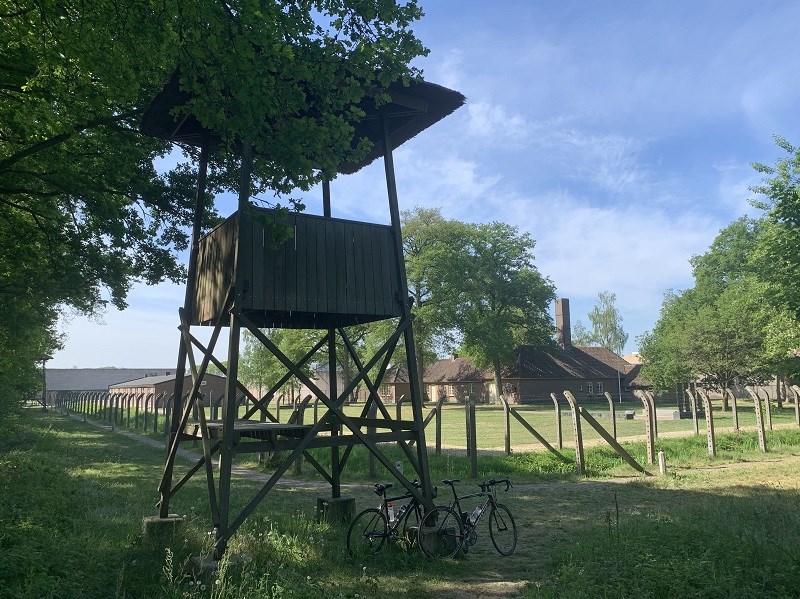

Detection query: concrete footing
(316, 496), (355, 526)
(142, 514), (184, 545)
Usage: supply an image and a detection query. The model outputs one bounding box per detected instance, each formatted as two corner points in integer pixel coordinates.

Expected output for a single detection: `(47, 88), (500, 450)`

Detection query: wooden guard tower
(140, 75), (465, 558)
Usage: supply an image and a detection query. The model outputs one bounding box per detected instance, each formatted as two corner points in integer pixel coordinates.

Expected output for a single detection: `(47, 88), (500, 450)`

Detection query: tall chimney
(556, 298), (572, 350)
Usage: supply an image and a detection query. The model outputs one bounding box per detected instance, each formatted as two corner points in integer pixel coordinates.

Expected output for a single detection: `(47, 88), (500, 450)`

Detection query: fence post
(685, 387), (699, 435)
(435, 399), (442, 455)
(467, 395), (478, 479)
(644, 390), (658, 440)
(634, 391), (655, 465)
(499, 394), (511, 456)
(562, 391), (585, 475)
(763, 388), (773, 431)
(698, 389), (716, 457)
(792, 385), (800, 428)
(368, 401), (377, 478)
(603, 391), (617, 440)
(550, 393), (563, 450)
(746, 387), (768, 453)
(395, 394), (406, 422)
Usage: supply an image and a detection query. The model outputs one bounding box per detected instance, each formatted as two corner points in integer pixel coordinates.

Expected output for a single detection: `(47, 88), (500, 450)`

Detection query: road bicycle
(347, 480), (428, 558)
(417, 478), (517, 558)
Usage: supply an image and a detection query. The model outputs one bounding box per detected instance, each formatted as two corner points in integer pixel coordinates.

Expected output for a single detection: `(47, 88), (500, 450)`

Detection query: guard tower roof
(140, 72), (465, 174)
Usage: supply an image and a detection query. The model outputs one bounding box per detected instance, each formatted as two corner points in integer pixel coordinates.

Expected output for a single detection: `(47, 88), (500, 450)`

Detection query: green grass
(7, 407), (800, 598)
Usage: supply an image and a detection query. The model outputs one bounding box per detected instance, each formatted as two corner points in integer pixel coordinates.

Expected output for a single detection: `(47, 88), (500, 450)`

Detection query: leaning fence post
(550, 393), (563, 450)
(603, 391), (617, 440)
(634, 391), (655, 465)
(562, 391), (585, 475)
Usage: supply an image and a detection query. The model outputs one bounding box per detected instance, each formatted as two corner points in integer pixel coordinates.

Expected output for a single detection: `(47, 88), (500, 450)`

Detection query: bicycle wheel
(417, 507), (464, 558)
(401, 503), (422, 548)
(347, 508), (388, 557)
(488, 503), (517, 556)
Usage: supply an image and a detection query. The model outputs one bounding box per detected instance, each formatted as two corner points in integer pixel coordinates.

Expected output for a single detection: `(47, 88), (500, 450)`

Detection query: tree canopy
(639, 213), (794, 399)
(572, 291), (628, 353)
(446, 221), (556, 398)
(1, 0), (428, 414)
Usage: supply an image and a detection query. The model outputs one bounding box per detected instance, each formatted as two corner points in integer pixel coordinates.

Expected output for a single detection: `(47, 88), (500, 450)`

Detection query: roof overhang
(139, 72), (465, 175)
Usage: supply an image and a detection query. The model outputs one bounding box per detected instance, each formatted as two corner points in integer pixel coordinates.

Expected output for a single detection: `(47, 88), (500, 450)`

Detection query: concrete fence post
(500, 394), (511, 456)
(634, 390), (655, 465)
(562, 391), (585, 475)
(603, 391), (617, 440)
(698, 389), (716, 457)
(550, 393), (563, 450)
(745, 387), (768, 453)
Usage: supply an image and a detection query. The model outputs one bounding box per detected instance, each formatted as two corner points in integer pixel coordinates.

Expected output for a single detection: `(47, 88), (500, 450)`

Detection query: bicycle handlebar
(480, 478), (512, 493)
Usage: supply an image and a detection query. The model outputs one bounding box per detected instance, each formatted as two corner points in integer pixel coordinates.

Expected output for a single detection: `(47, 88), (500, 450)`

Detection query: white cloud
(465, 102), (529, 143)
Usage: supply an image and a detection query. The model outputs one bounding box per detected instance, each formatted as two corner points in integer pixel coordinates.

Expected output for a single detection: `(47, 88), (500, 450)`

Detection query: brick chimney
(556, 298), (572, 350)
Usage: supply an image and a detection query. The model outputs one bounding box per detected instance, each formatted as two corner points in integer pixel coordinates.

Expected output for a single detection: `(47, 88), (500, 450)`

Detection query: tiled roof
(503, 345), (637, 380)
(110, 373), (225, 389)
(45, 368), (174, 391)
(424, 357), (484, 383)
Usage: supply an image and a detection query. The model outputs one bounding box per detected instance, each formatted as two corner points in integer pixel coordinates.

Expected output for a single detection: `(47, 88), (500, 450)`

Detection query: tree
(571, 320), (594, 346)
(449, 222), (556, 401)
(574, 291), (629, 353)
(2, 1), (428, 414)
(641, 218), (771, 407)
(401, 207), (462, 398)
(751, 136), (800, 319)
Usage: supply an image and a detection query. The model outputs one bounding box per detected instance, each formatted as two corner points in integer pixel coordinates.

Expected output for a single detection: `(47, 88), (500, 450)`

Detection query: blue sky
(50, 1), (800, 367)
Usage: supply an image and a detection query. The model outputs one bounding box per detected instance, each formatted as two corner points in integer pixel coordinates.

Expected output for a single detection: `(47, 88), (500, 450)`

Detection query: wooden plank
(362, 226), (377, 316)
(325, 219), (337, 313)
(353, 223), (367, 315)
(334, 220), (347, 314)
(295, 215), (308, 312)
(379, 227), (395, 315)
(345, 223), (357, 314)
(251, 215), (264, 311)
(284, 216), (298, 312)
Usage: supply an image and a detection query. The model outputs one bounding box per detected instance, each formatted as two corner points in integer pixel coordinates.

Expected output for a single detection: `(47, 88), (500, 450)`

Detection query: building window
(380, 384), (390, 398)
(596, 382), (603, 395)
(468, 383), (475, 394)
(586, 382), (594, 395)
(447, 385), (455, 396)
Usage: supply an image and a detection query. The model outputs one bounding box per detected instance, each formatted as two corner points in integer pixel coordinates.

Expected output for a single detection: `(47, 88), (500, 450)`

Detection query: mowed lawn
(3, 408), (800, 598)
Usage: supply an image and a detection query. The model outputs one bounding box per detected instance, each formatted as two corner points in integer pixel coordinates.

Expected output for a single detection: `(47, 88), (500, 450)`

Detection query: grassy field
(4, 408), (800, 598)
